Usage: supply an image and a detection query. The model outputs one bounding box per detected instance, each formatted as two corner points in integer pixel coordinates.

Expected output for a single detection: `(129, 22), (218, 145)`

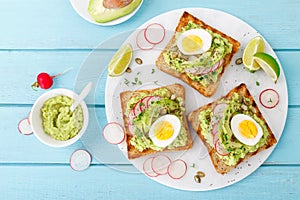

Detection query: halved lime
(108, 44), (133, 77)
(242, 36), (265, 71)
(253, 52), (280, 83)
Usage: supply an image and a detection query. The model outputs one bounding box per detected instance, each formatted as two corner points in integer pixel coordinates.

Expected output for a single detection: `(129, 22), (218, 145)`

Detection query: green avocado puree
(198, 93), (269, 166)
(163, 21), (233, 87)
(41, 96), (84, 141)
(128, 88), (187, 152)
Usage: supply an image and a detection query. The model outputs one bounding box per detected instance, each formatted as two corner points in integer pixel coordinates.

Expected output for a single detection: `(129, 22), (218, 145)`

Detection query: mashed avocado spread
(41, 96), (84, 141)
(198, 93), (269, 166)
(163, 21), (233, 87)
(128, 88), (187, 152)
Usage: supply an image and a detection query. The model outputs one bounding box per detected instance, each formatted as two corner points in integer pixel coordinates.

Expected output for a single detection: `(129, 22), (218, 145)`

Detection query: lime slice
(108, 44), (133, 76)
(253, 52), (280, 83)
(242, 36), (265, 71)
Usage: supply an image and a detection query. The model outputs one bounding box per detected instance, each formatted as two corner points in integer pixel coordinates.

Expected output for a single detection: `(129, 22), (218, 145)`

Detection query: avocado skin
(88, 0), (142, 23)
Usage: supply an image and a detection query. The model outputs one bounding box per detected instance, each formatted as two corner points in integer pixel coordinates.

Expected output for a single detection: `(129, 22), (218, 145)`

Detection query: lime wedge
(253, 52), (280, 83)
(108, 44), (133, 77)
(242, 36), (265, 71)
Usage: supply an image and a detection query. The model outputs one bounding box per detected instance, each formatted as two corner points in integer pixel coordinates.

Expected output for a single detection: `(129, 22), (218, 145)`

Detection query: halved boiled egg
(176, 29), (212, 55)
(230, 114), (263, 146)
(149, 115), (181, 148)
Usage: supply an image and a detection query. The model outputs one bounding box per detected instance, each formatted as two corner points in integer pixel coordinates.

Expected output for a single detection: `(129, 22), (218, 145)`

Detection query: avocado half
(88, 0), (142, 23)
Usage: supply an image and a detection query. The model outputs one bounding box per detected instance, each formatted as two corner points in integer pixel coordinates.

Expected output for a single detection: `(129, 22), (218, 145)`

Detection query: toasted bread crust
(188, 83), (277, 174)
(156, 11), (240, 97)
(120, 84), (193, 159)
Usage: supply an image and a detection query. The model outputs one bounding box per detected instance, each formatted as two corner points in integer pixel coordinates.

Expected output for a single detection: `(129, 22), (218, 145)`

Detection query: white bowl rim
(30, 88), (89, 147)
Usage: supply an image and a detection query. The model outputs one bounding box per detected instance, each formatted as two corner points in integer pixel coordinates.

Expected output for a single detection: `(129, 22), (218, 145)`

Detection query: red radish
(133, 101), (142, 117)
(211, 59), (224, 72)
(143, 157), (159, 177)
(136, 29), (155, 50)
(144, 23), (166, 45)
(259, 88), (280, 109)
(214, 138), (229, 156)
(147, 96), (161, 106)
(31, 67), (72, 90)
(70, 149), (92, 171)
(18, 118), (33, 135)
(128, 109), (136, 124)
(212, 123), (219, 136)
(151, 155), (171, 175)
(128, 122), (135, 135)
(213, 103), (227, 117)
(139, 96), (151, 112)
(102, 122), (125, 144)
(167, 159), (187, 180)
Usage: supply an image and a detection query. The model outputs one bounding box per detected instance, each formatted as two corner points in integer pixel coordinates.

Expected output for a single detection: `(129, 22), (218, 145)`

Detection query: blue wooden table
(1, 0), (299, 199)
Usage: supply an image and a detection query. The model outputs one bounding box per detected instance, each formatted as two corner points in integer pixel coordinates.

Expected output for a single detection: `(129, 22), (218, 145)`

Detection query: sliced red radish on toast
(144, 23), (166, 45)
(136, 29), (155, 50)
(259, 88), (280, 109)
(143, 157), (159, 177)
(212, 123), (219, 136)
(211, 59), (224, 72)
(18, 118), (33, 135)
(128, 122), (135, 135)
(140, 96), (151, 112)
(151, 155), (171, 175)
(167, 159), (187, 180)
(213, 103), (227, 117)
(133, 101), (142, 117)
(102, 122), (125, 144)
(147, 96), (161, 106)
(70, 149), (92, 171)
(214, 138), (229, 156)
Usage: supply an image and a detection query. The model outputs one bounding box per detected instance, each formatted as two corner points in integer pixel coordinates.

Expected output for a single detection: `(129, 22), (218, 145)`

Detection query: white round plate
(104, 8), (288, 191)
(70, 0), (143, 26)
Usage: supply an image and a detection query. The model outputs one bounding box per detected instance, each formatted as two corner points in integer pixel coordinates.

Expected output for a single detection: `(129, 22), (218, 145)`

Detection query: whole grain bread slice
(156, 11), (240, 97)
(188, 83), (277, 174)
(120, 83), (193, 159)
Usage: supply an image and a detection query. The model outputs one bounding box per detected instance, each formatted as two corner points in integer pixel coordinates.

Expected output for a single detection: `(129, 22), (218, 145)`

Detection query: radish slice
(133, 101), (142, 117)
(213, 103), (227, 117)
(151, 155), (171, 175)
(140, 96), (151, 112)
(102, 122), (125, 144)
(143, 157), (159, 177)
(259, 88), (280, 109)
(211, 59), (224, 72)
(212, 123), (219, 136)
(18, 118), (33, 135)
(167, 159), (187, 180)
(147, 96), (161, 106)
(144, 23), (166, 45)
(136, 29), (155, 50)
(214, 139), (229, 156)
(70, 149), (92, 171)
(128, 122), (135, 135)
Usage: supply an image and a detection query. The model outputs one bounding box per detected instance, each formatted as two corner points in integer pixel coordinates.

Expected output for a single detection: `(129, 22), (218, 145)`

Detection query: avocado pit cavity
(103, 0), (133, 9)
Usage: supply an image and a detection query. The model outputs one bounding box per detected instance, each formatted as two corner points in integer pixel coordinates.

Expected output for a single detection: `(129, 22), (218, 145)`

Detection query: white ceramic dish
(104, 8), (288, 191)
(70, 0), (143, 26)
(30, 89), (89, 147)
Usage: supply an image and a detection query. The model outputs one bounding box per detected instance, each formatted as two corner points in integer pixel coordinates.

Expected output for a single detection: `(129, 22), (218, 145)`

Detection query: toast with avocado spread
(188, 83), (277, 174)
(156, 11), (240, 97)
(120, 84), (193, 159)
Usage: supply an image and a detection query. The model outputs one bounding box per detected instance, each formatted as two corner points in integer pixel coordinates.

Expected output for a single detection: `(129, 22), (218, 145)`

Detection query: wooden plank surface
(0, 51), (299, 105)
(0, 0), (299, 49)
(0, 165), (298, 200)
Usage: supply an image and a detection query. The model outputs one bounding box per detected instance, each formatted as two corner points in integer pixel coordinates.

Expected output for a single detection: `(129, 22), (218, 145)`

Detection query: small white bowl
(30, 89), (89, 147)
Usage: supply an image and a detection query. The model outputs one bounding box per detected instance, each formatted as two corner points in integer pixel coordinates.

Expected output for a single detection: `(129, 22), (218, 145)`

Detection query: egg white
(176, 29), (212, 55)
(149, 115), (181, 148)
(230, 114), (263, 146)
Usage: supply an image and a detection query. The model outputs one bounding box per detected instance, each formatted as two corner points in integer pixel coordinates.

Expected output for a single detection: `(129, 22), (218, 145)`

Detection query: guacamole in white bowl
(31, 89), (89, 147)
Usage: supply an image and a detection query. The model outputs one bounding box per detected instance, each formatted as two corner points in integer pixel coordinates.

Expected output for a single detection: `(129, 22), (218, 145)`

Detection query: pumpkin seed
(135, 58), (143, 65)
(196, 171), (206, 178)
(126, 67), (132, 73)
(194, 175), (201, 183)
(235, 57), (243, 65)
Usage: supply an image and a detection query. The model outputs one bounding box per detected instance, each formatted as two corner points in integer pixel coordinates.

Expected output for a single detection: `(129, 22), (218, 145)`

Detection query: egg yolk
(238, 120), (258, 139)
(154, 121), (174, 140)
(182, 35), (203, 53)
